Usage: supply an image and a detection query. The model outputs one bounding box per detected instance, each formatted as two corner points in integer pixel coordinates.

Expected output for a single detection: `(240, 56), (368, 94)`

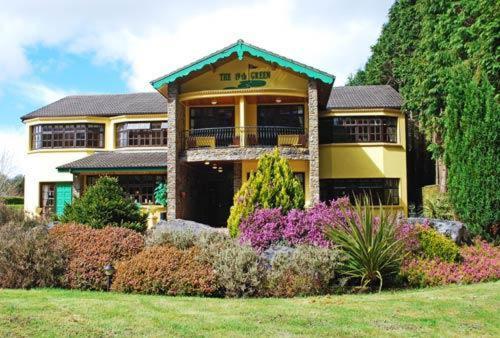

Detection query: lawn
(0, 282), (499, 337)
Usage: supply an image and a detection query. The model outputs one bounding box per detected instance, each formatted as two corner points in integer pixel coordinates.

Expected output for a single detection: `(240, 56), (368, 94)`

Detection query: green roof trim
(150, 40), (335, 89)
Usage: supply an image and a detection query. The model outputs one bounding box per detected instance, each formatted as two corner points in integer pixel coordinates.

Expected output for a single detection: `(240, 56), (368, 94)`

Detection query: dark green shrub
(444, 66), (499, 240)
(267, 245), (345, 297)
(50, 223), (144, 290)
(61, 176), (147, 232)
(1, 196), (24, 205)
(418, 227), (460, 262)
(326, 196), (405, 291)
(227, 149), (304, 237)
(111, 245), (217, 296)
(0, 222), (66, 288)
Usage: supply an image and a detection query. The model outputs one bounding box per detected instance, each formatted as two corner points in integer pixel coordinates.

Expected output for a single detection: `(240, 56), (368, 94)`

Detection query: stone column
(233, 162), (242, 193)
(308, 79), (320, 204)
(166, 83), (179, 220)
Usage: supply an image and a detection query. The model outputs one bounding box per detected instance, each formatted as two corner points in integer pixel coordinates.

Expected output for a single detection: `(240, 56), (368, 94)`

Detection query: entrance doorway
(188, 163), (234, 227)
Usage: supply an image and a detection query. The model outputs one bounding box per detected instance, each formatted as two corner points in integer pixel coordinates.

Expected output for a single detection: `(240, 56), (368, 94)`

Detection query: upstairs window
(319, 116), (397, 144)
(116, 121), (168, 147)
(320, 178), (400, 205)
(31, 124), (105, 150)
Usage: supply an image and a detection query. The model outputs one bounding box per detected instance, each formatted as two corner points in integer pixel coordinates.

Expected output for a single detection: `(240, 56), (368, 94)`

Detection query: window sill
(319, 143), (403, 148)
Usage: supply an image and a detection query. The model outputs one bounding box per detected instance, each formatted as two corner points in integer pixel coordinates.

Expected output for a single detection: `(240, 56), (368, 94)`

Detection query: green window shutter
(55, 182), (73, 217)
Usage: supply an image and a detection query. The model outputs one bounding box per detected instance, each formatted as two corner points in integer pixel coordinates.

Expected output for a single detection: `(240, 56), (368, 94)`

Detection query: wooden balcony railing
(182, 126), (308, 150)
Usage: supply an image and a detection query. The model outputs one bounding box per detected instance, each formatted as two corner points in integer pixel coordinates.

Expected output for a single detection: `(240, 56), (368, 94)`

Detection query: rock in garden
(406, 217), (471, 244)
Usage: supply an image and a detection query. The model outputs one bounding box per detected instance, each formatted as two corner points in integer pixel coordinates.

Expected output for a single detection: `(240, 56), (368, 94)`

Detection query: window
(87, 175), (165, 204)
(40, 183), (55, 214)
(31, 124), (105, 149)
(320, 178), (400, 205)
(190, 107), (234, 129)
(319, 116), (397, 144)
(116, 121), (168, 147)
(257, 105), (304, 129)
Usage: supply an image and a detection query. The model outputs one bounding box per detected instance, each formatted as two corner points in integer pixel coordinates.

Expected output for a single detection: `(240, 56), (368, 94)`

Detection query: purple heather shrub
(282, 197), (352, 248)
(239, 208), (285, 252)
(396, 220), (430, 253)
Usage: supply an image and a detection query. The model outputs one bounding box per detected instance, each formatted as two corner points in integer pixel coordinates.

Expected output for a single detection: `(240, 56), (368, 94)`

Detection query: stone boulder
(261, 244), (295, 264)
(406, 217), (471, 244)
(147, 219), (227, 244)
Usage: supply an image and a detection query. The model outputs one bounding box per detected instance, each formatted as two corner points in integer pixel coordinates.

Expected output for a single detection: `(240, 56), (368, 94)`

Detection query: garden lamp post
(103, 263), (115, 291)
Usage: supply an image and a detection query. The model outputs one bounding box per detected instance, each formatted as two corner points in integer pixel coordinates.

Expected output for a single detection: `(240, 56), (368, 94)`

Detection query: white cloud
(17, 83), (75, 105)
(0, 0), (393, 92)
(0, 126), (26, 177)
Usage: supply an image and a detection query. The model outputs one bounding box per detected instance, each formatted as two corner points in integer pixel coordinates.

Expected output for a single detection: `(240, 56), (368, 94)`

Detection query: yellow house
(22, 40), (407, 227)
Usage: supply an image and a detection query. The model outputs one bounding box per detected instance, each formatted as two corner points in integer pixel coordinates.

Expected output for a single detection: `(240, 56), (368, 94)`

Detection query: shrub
(326, 197), (405, 291)
(418, 227), (460, 262)
(401, 239), (500, 287)
(422, 185), (455, 220)
(112, 245), (216, 296)
(396, 221), (427, 253)
(200, 236), (267, 297)
(227, 149), (304, 237)
(283, 198), (351, 248)
(267, 245), (345, 297)
(1, 196), (24, 205)
(0, 202), (25, 225)
(0, 223), (66, 288)
(50, 223), (144, 290)
(61, 176), (147, 232)
(239, 208), (285, 252)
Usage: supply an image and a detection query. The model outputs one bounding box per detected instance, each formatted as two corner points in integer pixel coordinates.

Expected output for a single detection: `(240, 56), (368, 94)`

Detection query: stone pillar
(233, 162), (242, 193)
(166, 83), (180, 220)
(308, 79), (320, 204)
(72, 174), (82, 198)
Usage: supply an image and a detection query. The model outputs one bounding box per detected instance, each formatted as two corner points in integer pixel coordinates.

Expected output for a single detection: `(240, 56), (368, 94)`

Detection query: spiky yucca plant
(326, 195), (404, 291)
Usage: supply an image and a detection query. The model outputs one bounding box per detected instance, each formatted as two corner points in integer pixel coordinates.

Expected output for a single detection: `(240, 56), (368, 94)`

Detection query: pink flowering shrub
(401, 239), (500, 287)
(240, 198), (352, 251)
(283, 198), (351, 248)
(239, 208), (285, 251)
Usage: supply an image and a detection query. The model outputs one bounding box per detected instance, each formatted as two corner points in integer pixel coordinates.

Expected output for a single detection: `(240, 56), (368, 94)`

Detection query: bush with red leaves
(111, 245), (217, 296)
(50, 223), (144, 290)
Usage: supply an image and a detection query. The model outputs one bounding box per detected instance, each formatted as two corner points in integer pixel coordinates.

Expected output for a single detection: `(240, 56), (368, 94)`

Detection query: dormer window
(116, 121), (168, 148)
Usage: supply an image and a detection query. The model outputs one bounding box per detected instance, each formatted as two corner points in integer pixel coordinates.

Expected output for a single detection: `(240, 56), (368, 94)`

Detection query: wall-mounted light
(218, 167), (223, 173)
(275, 98), (282, 103)
(212, 163), (218, 169)
(211, 100), (218, 105)
(204, 161), (210, 165)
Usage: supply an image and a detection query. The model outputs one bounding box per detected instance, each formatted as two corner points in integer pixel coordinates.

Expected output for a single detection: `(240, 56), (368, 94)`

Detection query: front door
(189, 163), (234, 227)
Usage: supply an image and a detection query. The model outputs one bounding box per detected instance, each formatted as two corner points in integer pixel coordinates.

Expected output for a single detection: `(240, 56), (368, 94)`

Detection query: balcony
(182, 126), (308, 150)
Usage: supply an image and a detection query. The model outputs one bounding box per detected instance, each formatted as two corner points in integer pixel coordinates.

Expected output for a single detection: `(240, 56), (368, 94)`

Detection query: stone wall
(183, 146), (309, 162)
(233, 162), (242, 193)
(307, 79), (320, 204)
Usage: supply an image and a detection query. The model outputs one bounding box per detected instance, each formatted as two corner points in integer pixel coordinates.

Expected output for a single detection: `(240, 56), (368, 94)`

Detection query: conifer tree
(227, 149), (304, 237)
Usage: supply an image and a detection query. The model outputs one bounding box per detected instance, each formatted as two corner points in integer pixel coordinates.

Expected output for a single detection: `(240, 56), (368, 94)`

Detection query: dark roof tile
(21, 92), (167, 121)
(327, 85), (403, 109)
(57, 151), (167, 171)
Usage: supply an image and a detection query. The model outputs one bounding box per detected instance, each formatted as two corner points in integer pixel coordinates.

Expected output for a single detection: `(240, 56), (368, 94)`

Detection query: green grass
(6, 204), (23, 211)
(1, 282), (499, 337)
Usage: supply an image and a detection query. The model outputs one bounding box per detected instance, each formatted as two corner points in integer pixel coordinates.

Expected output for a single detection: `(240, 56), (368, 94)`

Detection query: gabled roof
(327, 85), (403, 109)
(21, 92), (167, 121)
(57, 151), (168, 173)
(150, 39), (335, 90)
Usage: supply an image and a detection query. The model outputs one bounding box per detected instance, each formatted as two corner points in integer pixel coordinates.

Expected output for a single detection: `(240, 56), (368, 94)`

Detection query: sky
(0, 0), (394, 175)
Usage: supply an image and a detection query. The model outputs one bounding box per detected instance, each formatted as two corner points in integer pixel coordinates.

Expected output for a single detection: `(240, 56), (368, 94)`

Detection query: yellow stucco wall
(23, 114), (167, 215)
(241, 159), (310, 205)
(319, 109), (407, 212)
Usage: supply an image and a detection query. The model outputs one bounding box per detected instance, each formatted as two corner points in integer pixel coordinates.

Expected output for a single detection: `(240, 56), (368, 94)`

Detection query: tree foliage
(349, 0), (499, 237)
(443, 66), (499, 239)
(61, 176), (147, 232)
(227, 149), (304, 237)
